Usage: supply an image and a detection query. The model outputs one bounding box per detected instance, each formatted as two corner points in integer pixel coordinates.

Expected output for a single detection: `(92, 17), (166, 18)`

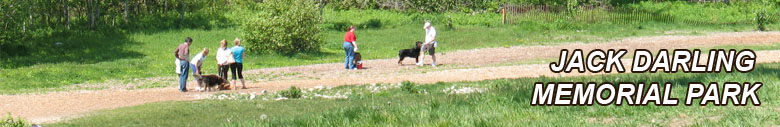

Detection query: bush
(359, 19), (383, 29)
(757, 11), (769, 31)
(242, 0), (323, 54)
(401, 81), (416, 93)
(279, 86), (303, 99)
(0, 114), (27, 127)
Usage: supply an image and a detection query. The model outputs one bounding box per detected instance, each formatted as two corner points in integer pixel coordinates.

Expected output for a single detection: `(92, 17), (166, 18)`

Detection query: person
(216, 40), (233, 80)
(343, 26), (358, 70)
(417, 21), (437, 67)
(190, 48), (209, 89)
(174, 37), (193, 92)
(230, 38), (246, 89)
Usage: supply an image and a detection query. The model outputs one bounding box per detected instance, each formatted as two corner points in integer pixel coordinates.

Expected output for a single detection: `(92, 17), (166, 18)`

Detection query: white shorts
(175, 59), (181, 74)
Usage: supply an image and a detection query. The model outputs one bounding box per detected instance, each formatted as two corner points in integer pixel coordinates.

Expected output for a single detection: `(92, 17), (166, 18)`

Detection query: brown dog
(196, 75), (230, 92)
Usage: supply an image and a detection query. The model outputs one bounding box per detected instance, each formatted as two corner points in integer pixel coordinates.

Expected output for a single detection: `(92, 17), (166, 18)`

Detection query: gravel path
(2, 31), (780, 124)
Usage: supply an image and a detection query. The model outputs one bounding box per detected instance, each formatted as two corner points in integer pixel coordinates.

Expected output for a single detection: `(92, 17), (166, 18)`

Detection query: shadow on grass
(0, 30), (143, 69)
(279, 50), (339, 60)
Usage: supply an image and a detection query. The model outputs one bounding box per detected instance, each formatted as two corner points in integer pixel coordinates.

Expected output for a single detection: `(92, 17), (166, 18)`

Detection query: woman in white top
(190, 48), (209, 89)
(216, 40), (233, 80)
(190, 48), (209, 76)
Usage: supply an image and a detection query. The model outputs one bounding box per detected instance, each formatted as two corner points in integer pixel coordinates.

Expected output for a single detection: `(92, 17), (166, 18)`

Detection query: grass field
(0, 10), (760, 95)
(48, 63), (780, 126)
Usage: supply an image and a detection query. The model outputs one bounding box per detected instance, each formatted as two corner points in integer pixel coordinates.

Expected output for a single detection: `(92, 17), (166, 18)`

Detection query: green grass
(709, 43), (780, 51)
(0, 8), (769, 94)
(49, 63), (780, 126)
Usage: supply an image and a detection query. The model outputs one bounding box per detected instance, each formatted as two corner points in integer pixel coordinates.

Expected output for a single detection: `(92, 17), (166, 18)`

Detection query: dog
(398, 41), (423, 64)
(196, 75), (230, 92)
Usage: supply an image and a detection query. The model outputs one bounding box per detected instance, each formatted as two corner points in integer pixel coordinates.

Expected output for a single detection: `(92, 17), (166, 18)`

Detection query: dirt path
(2, 31), (780, 124)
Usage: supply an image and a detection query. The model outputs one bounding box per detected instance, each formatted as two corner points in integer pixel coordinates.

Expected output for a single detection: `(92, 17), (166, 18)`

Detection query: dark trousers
(230, 63), (244, 80)
(218, 64), (230, 80)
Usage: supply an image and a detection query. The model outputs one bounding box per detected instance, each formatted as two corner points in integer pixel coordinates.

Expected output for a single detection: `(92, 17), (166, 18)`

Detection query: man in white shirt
(417, 21), (437, 67)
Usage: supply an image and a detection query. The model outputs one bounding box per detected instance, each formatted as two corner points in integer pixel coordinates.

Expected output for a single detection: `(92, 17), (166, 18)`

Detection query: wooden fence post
(502, 7), (506, 24)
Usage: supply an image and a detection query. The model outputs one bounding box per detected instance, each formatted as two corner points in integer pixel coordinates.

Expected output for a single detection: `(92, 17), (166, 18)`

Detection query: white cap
(423, 22), (431, 29)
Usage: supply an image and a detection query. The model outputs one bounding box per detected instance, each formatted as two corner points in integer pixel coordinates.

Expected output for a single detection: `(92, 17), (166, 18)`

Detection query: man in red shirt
(343, 26), (358, 70)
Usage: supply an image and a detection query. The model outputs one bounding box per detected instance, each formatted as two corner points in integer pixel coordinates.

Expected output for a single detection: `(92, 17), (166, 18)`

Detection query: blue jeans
(178, 59), (190, 91)
(343, 42), (354, 69)
(190, 63), (201, 87)
(190, 63), (199, 75)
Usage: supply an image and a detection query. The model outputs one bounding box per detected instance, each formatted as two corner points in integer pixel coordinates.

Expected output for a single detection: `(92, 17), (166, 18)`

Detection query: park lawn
(49, 63), (780, 127)
(707, 43), (780, 51)
(0, 10), (761, 94)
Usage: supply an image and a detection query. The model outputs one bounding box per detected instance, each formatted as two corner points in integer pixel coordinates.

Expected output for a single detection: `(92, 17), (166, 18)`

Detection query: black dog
(197, 75), (229, 92)
(398, 41), (423, 64)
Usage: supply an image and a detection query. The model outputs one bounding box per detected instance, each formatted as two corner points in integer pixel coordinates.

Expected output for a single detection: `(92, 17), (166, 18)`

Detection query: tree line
(0, 0), (231, 56)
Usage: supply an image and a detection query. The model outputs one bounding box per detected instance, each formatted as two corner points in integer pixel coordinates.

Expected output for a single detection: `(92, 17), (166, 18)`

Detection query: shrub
(445, 15), (455, 30)
(359, 19), (383, 29)
(757, 11), (768, 31)
(401, 81), (416, 93)
(279, 86), (303, 99)
(242, 0), (323, 54)
(0, 114), (27, 127)
(322, 21), (352, 31)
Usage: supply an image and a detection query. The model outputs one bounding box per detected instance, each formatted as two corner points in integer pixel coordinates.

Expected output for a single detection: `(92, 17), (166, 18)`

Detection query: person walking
(417, 22), (437, 67)
(343, 26), (358, 70)
(174, 37), (193, 92)
(216, 40), (233, 80)
(230, 38), (246, 89)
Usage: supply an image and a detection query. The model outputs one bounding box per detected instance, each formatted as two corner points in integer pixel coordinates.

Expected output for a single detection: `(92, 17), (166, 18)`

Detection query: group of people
(342, 22), (438, 69)
(172, 22), (436, 92)
(174, 37), (246, 92)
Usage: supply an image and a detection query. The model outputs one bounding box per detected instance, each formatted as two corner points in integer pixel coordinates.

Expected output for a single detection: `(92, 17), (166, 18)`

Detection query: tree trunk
(124, 0), (129, 23)
(164, 0), (168, 14)
(28, 1), (33, 31)
(179, 0), (185, 22)
(65, 0), (70, 29)
(96, 0), (100, 28)
(89, 0), (95, 30)
(58, 0), (62, 26)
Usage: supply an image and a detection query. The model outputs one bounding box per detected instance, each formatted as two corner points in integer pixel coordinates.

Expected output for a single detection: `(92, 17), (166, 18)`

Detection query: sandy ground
(2, 31), (780, 124)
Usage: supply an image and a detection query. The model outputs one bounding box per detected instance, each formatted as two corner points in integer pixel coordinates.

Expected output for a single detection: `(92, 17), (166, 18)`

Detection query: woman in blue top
(230, 38), (246, 89)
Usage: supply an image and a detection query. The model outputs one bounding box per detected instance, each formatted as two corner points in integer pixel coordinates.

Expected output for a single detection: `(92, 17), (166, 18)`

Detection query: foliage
(505, 1), (780, 30)
(0, 114), (27, 127)
(0, 0), (230, 57)
(241, 0), (323, 54)
(320, 9), (500, 31)
(628, 1), (779, 25)
(400, 81), (416, 93)
(757, 10), (769, 31)
(328, 0), (502, 13)
(279, 86), (303, 99)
